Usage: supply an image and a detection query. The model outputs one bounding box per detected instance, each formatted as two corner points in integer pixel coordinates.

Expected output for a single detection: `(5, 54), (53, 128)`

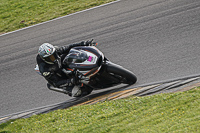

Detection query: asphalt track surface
(1, 0), (200, 116)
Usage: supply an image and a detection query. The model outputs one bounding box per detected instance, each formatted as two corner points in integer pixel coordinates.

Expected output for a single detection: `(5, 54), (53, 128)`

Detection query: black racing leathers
(36, 41), (86, 88)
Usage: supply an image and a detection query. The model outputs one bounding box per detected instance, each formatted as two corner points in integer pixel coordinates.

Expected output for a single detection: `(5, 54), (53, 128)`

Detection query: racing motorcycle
(35, 42), (137, 97)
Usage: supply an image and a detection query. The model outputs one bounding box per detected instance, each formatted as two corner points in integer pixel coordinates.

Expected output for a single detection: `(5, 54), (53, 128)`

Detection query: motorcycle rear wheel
(106, 62), (137, 85)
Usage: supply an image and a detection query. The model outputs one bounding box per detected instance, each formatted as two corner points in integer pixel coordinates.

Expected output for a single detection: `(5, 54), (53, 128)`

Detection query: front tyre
(106, 62), (137, 85)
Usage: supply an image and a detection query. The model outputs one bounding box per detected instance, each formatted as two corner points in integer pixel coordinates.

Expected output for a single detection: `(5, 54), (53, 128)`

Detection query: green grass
(1, 87), (199, 133)
(0, 0), (114, 34)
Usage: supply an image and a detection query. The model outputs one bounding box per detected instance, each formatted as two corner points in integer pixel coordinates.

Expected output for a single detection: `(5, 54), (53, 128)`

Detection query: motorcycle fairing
(66, 46), (104, 71)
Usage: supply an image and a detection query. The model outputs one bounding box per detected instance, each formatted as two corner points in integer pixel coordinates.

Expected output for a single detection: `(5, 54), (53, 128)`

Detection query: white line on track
(0, 0), (121, 37)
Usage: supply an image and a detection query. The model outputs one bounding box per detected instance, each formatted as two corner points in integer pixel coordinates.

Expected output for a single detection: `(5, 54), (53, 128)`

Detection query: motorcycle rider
(36, 40), (94, 97)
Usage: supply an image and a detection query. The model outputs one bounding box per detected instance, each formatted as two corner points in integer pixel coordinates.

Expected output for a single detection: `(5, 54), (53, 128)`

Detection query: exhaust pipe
(47, 84), (69, 94)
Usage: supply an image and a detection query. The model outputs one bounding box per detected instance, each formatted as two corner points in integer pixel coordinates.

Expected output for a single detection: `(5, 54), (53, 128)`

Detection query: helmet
(38, 43), (59, 64)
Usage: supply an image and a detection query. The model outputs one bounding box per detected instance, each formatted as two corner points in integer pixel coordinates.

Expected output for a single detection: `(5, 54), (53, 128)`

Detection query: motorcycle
(35, 42), (137, 97)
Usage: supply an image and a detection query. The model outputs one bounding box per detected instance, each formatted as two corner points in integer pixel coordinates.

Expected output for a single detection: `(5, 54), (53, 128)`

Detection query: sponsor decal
(88, 56), (93, 62)
(46, 49), (51, 53)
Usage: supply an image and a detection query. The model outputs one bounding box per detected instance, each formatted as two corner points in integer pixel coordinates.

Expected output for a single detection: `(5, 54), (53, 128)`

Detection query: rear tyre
(106, 62), (137, 85)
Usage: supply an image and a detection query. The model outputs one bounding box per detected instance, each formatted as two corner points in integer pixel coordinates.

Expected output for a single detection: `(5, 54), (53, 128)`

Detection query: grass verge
(0, 0), (114, 34)
(0, 87), (199, 133)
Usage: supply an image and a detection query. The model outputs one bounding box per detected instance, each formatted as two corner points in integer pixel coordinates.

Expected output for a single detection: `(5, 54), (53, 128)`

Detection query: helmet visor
(43, 52), (59, 63)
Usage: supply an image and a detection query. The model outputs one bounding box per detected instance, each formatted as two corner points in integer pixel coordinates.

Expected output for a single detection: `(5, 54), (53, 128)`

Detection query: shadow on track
(40, 84), (130, 114)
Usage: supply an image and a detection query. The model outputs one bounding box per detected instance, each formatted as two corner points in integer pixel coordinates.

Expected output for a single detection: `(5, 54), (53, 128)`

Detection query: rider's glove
(84, 39), (98, 46)
(71, 71), (81, 85)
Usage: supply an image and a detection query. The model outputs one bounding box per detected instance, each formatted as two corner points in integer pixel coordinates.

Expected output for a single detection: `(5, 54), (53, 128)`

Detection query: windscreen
(64, 49), (88, 64)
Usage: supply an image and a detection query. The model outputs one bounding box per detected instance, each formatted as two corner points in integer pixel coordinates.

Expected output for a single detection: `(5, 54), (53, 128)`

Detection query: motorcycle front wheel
(105, 62), (137, 85)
